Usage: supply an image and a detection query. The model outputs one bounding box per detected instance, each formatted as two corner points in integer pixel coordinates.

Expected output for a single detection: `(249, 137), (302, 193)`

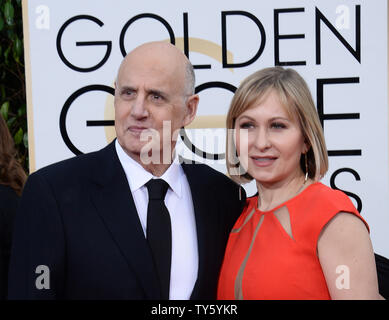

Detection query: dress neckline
(254, 181), (321, 214)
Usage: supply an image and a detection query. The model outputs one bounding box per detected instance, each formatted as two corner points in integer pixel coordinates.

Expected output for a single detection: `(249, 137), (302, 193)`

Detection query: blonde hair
(226, 67), (328, 184)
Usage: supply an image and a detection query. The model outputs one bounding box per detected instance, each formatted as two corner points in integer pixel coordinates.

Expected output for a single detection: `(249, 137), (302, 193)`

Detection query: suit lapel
(181, 163), (219, 299)
(90, 141), (160, 299)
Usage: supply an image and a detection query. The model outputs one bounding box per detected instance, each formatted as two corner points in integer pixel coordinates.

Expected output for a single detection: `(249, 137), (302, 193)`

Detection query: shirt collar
(115, 139), (183, 198)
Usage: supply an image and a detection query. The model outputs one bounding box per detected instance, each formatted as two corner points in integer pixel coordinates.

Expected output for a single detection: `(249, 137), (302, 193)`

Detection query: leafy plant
(0, 0), (28, 172)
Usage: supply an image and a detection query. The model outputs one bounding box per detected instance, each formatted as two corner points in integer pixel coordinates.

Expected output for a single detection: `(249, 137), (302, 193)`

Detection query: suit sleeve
(8, 172), (66, 299)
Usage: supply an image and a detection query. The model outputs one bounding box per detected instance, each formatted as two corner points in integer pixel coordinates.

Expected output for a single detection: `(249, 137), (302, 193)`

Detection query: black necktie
(146, 179), (172, 300)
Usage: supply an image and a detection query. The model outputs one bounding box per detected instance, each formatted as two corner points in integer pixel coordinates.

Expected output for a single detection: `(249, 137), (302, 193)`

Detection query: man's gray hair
(185, 60), (195, 95)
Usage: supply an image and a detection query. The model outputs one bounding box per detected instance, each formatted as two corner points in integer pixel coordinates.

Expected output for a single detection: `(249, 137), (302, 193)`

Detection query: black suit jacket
(0, 184), (19, 300)
(8, 141), (245, 299)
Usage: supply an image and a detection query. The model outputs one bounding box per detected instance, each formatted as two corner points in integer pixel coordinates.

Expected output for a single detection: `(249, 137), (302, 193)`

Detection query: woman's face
(234, 90), (308, 187)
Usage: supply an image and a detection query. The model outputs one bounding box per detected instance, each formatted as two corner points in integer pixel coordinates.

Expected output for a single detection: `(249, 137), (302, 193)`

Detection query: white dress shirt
(115, 140), (198, 299)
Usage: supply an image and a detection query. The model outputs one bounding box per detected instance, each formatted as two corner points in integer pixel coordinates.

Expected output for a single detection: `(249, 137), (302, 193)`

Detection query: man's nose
(130, 95), (149, 119)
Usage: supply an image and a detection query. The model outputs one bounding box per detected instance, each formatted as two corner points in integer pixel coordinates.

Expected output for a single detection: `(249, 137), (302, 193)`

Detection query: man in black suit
(8, 41), (245, 299)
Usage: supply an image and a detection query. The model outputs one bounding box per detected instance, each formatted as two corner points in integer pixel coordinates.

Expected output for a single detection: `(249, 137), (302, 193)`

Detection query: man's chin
(120, 145), (163, 163)
(117, 140), (142, 158)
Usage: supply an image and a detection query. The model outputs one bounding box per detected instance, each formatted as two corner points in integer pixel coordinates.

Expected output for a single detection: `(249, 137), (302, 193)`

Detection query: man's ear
(113, 81), (118, 107)
(183, 94), (199, 127)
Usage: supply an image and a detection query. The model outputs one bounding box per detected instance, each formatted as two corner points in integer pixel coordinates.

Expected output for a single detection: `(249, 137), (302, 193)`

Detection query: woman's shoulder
(304, 181), (341, 195)
(295, 181), (369, 238)
(301, 182), (355, 210)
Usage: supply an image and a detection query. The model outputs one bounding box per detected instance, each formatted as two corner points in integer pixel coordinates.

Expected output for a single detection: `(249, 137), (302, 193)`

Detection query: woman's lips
(251, 156), (277, 167)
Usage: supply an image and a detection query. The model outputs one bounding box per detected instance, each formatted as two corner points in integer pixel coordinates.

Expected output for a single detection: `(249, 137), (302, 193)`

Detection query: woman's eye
(271, 122), (286, 129)
(239, 122), (254, 129)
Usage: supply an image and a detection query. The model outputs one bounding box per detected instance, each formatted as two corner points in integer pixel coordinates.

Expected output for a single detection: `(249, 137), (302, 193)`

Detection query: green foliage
(0, 0), (28, 172)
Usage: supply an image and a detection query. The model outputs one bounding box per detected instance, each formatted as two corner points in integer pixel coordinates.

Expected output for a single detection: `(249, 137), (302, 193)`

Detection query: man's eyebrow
(116, 86), (169, 99)
(118, 85), (136, 92)
(146, 89), (168, 98)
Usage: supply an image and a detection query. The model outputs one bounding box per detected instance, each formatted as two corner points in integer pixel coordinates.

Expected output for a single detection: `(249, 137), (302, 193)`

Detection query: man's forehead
(117, 59), (185, 92)
(117, 66), (175, 89)
(119, 42), (186, 75)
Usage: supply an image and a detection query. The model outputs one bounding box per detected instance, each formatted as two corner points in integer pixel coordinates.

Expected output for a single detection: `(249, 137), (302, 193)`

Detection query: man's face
(114, 44), (198, 164)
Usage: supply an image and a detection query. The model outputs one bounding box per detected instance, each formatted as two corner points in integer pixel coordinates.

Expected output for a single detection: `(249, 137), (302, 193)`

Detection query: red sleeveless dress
(217, 182), (369, 300)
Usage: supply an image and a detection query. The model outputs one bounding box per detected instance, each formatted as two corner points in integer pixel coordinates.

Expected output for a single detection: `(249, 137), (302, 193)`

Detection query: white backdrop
(22, 0), (389, 258)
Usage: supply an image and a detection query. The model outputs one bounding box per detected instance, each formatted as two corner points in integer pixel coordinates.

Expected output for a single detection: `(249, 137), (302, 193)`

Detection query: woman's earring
(304, 153), (309, 182)
(238, 165), (243, 201)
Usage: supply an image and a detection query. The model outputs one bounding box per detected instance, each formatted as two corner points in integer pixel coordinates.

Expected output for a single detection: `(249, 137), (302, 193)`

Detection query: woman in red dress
(218, 67), (383, 300)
